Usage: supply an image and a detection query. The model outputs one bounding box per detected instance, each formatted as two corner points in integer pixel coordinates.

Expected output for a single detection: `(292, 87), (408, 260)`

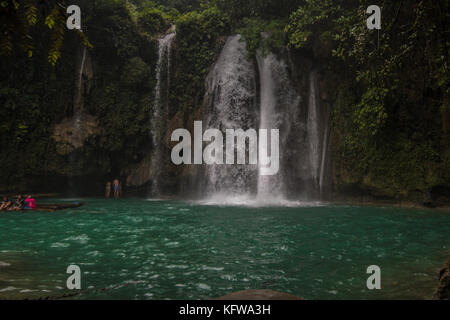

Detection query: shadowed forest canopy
(0, 0), (449, 203)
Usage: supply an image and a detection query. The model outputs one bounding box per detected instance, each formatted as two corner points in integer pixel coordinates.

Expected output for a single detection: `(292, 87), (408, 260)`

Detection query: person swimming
(11, 195), (26, 211)
(0, 196), (12, 211)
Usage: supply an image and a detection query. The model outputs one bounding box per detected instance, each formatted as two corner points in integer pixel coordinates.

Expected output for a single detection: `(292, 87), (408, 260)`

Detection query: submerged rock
(217, 290), (303, 300)
(434, 257), (450, 300)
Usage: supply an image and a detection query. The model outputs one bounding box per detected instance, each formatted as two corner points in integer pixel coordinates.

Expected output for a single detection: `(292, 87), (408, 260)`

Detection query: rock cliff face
(123, 37), (335, 199)
(435, 257), (450, 300)
(53, 113), (100, 155)
(124, 155), (153, 188)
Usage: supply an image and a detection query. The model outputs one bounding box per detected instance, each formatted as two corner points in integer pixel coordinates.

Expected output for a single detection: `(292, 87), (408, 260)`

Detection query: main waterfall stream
(198, 35), (329, 205)
(201, 35), (258, 199)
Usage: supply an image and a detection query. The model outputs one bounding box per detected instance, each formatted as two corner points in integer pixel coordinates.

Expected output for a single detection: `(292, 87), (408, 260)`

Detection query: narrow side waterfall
(307, 71), (320, 190)
(154, 33), (175, 116)
(202, 35), (258, 198)
(151, 33), (176, 196)
(73, 46), (87, 140)
(307, 71), (330, 196)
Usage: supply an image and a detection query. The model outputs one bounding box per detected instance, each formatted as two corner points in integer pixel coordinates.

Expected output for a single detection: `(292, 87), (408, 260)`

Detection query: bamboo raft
(29, 202), (85, 212)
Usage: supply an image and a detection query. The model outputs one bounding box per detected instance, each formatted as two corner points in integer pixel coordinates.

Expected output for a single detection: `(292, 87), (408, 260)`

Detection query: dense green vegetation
(0, 0), (448, 203)
(170, 6), (228, 115)
(0, 1), (159, 191)
(285, 0), (449, 202)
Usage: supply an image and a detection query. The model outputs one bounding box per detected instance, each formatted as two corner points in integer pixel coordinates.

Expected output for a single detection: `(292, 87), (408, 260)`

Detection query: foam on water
(195, 194), (326, 207)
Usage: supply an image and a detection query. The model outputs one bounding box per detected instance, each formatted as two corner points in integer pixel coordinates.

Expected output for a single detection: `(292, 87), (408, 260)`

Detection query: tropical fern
(0, 30), (13, 56)
(48, 8), (65, 66)
(24, 2), (37, 25)
(0, 0), (91, 65)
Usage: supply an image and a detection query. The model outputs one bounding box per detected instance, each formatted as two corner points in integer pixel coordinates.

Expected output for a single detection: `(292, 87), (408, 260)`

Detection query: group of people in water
(0, 195), (36, 211)
(105, 179), (121, 199)
(2, 179), (122, 211)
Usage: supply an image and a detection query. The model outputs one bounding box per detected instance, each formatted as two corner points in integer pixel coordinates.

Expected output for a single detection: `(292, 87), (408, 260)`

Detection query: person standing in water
(105, 182), (111, 198)
(113, 179), (120, 199)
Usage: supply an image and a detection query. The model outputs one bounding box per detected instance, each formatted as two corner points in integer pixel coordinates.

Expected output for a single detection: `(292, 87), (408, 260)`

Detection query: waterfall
(307, 71), (320, 190)
(73, 46), (87, 140)
(202, 35), (258, 198)
(307, 71), (330, 196)
(255, 51), (301, 201)
(198, 35), (330, 204)
(76, 46), (87, 112)
(154, 33), (175, 116)
(319, 113), (330, 196)
(66, 46), (88, 196)
(150, 33), (176, 196)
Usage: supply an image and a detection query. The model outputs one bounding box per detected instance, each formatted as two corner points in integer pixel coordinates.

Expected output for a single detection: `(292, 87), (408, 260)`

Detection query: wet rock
(165, 111), (185, 148)
(124, 155), (154, 187)
(434, 257), (450, 300)
(53, 46), (97, 156)
(217, 290), (303, 300)
(53, 113), (99, 155)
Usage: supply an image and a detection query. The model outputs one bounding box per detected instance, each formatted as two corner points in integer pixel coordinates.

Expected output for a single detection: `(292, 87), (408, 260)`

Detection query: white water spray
(197, 36), (330, 205)
(201, 35), (258, 198)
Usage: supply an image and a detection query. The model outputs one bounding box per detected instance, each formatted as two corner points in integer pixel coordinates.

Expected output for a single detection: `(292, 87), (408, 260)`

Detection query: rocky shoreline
(434, 257), (450, 300)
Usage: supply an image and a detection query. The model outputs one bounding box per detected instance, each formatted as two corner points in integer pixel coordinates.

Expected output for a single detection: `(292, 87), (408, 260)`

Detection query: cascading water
(67, 46), (88, 196)
(198, 35), (330, 204)
(307, 71), (330, 196)
(255, 51), (301, 201)
(154, 33), (175, 117)
(307, 71), (320, 190)
(150, 33), (176, 196)
(72, 46), (87, 143)
(202, 35), (258, 199)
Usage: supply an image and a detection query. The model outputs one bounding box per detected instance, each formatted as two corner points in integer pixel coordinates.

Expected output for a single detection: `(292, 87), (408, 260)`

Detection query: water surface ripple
(0, 199), (448, 300)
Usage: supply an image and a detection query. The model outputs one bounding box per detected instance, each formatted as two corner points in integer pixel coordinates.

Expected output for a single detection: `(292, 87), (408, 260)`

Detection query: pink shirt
(25, 198), (36, 209)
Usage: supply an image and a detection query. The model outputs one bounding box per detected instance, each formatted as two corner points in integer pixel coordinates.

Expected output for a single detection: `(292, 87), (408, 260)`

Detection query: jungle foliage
(0, 0), (449, 202)
(285, 0), (449, 200)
